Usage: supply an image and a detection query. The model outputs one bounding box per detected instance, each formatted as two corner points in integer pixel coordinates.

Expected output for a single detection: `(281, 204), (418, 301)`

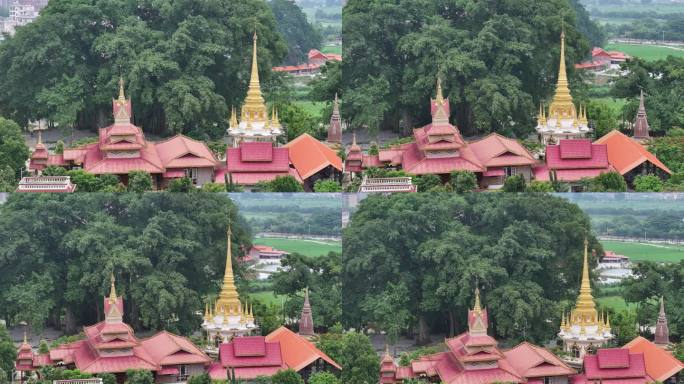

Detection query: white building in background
(0, 1), (40, 37)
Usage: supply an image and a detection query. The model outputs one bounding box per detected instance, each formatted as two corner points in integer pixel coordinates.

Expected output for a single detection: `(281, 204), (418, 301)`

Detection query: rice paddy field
(293, 100), (327, 117)
(321, 45), (342, 55)
(605, 43), (684, 61)
(596, 295), (637, 312)
(601, 240), (684, 263)
(253, 236), (342, 258)
(250, 291), (285, 307)
(593, 97), (627, 113)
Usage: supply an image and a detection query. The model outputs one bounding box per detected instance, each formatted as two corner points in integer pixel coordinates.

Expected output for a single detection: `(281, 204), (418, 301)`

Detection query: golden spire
(109, 273), (117, 304)
(435, 77), (445, 105)
(117, 77), (126, 104)
(239, 30), (269, 127)
(23, 329), (28, 344)
(229, 106), (238, 129)
(214, 225), (242, 315)
(473, 287), (482, 313)
(548, 30), (577, 122)
(204, 302), (210, 321)
(571, 239), (598, 326)
(273, 107), (279, 126)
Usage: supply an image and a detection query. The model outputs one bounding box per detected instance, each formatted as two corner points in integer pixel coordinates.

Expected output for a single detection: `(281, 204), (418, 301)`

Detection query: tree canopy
(0, 0), (288, 140)
(0, 193), (252, 335)
(0, 117), (30, 181)
(342, 193), (601, 345)
(270, 0), (322, 65)
(342, 0), (596, 137)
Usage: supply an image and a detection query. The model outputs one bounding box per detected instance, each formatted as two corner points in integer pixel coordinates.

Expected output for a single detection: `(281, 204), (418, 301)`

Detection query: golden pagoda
(226, 31), (282, 147)
(201, 225), (257, 349)
(536, 31), (591, 145)
(558, 239), (613, 366)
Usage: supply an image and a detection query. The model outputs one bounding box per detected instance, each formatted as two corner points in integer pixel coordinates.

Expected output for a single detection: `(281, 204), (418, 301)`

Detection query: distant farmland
(601, 240), (684, 263)
(253, 236), (341, 258)
(605, 43), (684, 61)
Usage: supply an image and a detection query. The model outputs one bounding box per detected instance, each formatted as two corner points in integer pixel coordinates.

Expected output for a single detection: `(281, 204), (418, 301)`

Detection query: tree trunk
(129, 299), (142, 331)
(64, 308), (77, 335)
(448, 309), (458, 337)
(415, 314), (431, 346)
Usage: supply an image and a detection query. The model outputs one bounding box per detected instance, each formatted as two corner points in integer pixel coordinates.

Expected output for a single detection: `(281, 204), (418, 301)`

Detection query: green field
(293, 101), (327, 118)
(589, 3), (684, 14)
(593, 97), (627, 113)
(253, 236), (341, 258)
(321, 45), (342, 55)
(601, 240), (684, 263)
(605, 43), (684, 61)
(251, 291), (284, 307)
(596, 295), (637, 312)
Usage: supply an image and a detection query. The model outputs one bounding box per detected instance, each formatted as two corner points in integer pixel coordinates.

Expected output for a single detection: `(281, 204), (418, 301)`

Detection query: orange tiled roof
(265, 327), (341, 372)
(623, 336), (684, 382)
(284, 133), (342, 180)
(594, 130), (672, 175)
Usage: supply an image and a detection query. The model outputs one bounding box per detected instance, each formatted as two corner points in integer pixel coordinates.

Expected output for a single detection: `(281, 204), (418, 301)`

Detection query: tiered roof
(298, 288), (315, 337)
(284, 133), (343, 180)
(469, 133), (536, 169)
(265, 327), (341, 371)
(536, 139), (612, 182)
(219, 142), (298, 185)
(633, 90), (650, 139)
(624, 337), (684, 382)
(572, 349), (651, 383)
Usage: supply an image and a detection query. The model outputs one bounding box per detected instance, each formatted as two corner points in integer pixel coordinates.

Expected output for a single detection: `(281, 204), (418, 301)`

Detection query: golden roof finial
(23, 329), (28, 344)
(109, 272), (117, 304)
(435, 77), (445, 105)
(214, 224), (241, 315)
(118, 77), (126, 103)
(473, 287), (482, 313)
(571, 238), (599, 327)
(548, 30), (577, 123)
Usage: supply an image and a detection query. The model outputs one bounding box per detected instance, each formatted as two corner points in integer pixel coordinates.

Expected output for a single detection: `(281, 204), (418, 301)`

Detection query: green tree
(314, 179), (342, 192)
(589, 172), (627, 192)
(42, 166), (68, 176)
(0, 326), (16, 382)
(128, 171), (153, 193)
(96, 373), (117, 384)
(318, 331), (378, 384)
(186, 373), (210, 384)
(449, 170), (477, 193)
(265, 176), (304, 192)
(270, 0), (322, 65)
(0, 166), (16, 192)
(0, 117), (30, 179)
(280, 104), (324, 142)
(414, 174), (441, 192)
(649, 129), (684, 173)
(526, 181), (554, 192)
(610, 309), (639, 346)
(167, 177), (195, 193)
(0, 0), (287, 139)
(308, 372), (340, 384)
(503, 175), (526, 192)
(633, 175), (664, 192)
(38, 339), (49, 354)
(200, 183), (227, 192)
(66, 170), (101, 192)
(125, 370), (154, 384)
(270, 369), (303, 384)
(55, 140), (65, 155)
(586, 101), (619, 139)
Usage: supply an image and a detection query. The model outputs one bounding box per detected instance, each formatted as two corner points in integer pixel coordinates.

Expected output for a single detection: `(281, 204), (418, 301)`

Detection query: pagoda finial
(214, 224), (241, 315)
(37, 126), (42, 145)
(23, 329), (27, 344)
(118, 77), (126, 103)
(250, 30), (260, 90)
(109, 272), (117, 304)
(634, 89), (650, 139)
(435, 77), (445, 105)
(473, 287), (482, 313)
(548, 29), (577, 122)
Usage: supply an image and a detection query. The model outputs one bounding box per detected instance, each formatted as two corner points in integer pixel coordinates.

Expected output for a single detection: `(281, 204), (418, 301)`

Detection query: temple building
(536, 32), (591, 145)
(624, 337), (683, 383)
(381, 288), (575, 384)
(344, 133), (363, 175)
(202, 226), (257, 348)
(27, 79), (219, 188)
(633, 90), (650, 142)
(571, 348), (650, 383)
(654, 297), (670, 349)
(226, 32), (282, 146)
(595, 130), (671, 185)
(558, 239), (613, 365)
(326, 94), (342, 148)
(283, 133), (343, 190)
(468, 133), (537, 189)
(15, 274), (212, 383)
(534, 139), (613, 189)
(216, 142), (301, 189)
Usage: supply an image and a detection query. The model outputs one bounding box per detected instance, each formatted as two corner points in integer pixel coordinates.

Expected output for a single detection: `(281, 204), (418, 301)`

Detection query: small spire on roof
(435, 77), (445, 105)
(109, 272), (117, 304)
(473, 287), (482, 313)
(23, 329), (28, 345)
(118, 77), (126, 103)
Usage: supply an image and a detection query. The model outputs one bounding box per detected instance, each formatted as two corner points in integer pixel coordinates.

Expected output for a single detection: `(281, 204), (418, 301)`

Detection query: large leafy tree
(0, 0), (287, 140)
(343, 0), (595, 137)
(0, 326), (16, 382)
(342, 193), (600, 345)
(0, 193), (252, 334)
(269, 0), (322, 65)
(0, 117), (30, 179)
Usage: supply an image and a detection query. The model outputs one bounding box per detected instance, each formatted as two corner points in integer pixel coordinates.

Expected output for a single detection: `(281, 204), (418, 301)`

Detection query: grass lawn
(605, 43), (684, 61)
(593, 97), (627, 113)
(253, 237), (341, 258)
(293, 101), (327, 118)
(601, 240), (684, 263)
(250, 291), (284, 307)
(596, 296), (637, 312)
(321, 45), (342, 55)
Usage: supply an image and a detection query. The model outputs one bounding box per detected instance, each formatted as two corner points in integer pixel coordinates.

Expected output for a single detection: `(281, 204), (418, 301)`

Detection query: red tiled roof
(155, 135), (217, 169)
(595, 130), (672, 175)
(215, 168), (301, 186)
(265, 327), (341, 371)
(624, 336), (684, 382)
(584, 349), (648, 380)
(219, 337), (284, 368)
(362, 154), (381, 168)
(546, 140), (609, 170)
(139, 331), (211, 366)
(226, 144), (290, 173)
(469, 133), (536, 168)
(503, 342), (576, 378)
(208, 361), (283, 380)
(83, 142), (164, 175)
(284, 134), (342, 180)
(401, 141), (484, 175)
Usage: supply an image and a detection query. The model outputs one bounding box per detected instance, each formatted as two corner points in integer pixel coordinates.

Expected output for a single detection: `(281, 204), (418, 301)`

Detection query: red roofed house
(27, 80), (218, 189)
(284, 133), (343, 191)
(570, 348), (651, 384)
(272, 49), (342, 76)
(265, 327), (341, 380)
(344, 133), (363, 175)
(381, 289), (575, 384)
(469, 133), (537, 189)
(534, 139), (613, 190)
(624, 337), (683, 383)
(216, 142), (301, 190)
(595, 129), (672, 186)
(16, 274), (211, 383)
(575, 47), (630, 71)
(248, 245), (289, 264)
